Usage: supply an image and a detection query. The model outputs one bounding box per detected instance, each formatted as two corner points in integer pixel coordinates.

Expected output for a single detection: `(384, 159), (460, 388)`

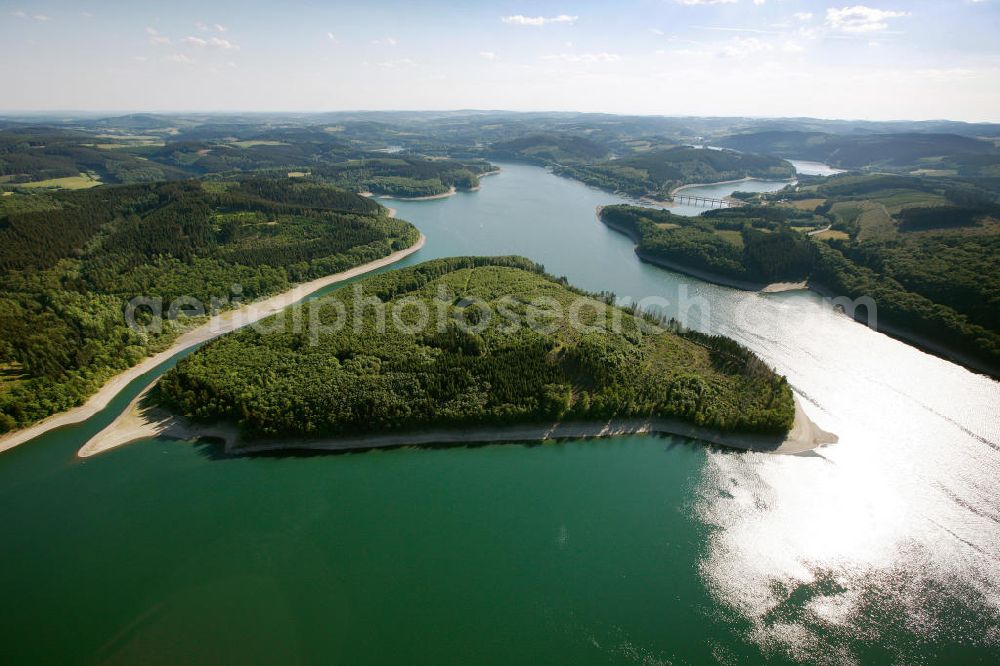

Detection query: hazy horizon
(3, 0), (999, 122)
(1, 108), (998, 126)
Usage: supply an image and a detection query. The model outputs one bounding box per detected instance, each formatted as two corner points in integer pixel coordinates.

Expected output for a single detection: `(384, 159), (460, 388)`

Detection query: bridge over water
(673, 193), (744, 209)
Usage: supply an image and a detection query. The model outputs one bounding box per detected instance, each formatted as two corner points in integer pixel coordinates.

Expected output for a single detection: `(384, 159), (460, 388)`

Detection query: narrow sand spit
(0, 233), (425, 455)
(79, 390), (835, 459)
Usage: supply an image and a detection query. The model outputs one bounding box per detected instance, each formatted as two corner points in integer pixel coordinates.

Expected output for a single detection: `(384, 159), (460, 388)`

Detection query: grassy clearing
(654, 222), (680, 230)
(94, 141), (166, 150)
(231, 140), (290, 148)
(785, 198), (826, 211)
(814, 229), (851, 241)
(910, 169), (958, 177)
(0, 362), (26, 398)
(94, 133), (160, 141)
(287, 171), (309, 178)
(868, 189), (948, 213)
(18, 173), (102, 190)
(714, 229), (745, 249)
(857, 202), (896, 242)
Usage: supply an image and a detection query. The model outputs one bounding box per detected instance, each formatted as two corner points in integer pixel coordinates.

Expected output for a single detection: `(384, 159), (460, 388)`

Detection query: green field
(231, 140), (291, 148)
(17, 173), (102, 190)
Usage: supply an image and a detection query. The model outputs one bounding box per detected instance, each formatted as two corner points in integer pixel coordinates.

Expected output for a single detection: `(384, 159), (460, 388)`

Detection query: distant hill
(488, 133), (610, 164)
(717, 131), (998, 172)
(554, 147), (795, 198)
(0, 129), (187, 184)
(93, 113), (182, 131)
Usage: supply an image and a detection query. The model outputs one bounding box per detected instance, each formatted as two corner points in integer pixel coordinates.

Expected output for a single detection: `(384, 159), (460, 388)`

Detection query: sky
(2, 0), (999, 122)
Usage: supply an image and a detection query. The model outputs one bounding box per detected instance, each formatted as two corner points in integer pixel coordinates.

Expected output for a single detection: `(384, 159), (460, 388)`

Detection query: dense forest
(0, 178), (418, 432)
(158, 257), (795, 441)
(487, 133), (611, 165)
(311, 156), (495, 198)
(556, 147), (795, 199)
(0, 129), (188, 185)
(600, 204), (817, 284)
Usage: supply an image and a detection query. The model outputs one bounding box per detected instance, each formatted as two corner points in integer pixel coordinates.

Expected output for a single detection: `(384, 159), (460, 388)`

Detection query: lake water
(788, 160), (848, 177)
(669, 178), (792, 216)
(1, 163), (998, 664)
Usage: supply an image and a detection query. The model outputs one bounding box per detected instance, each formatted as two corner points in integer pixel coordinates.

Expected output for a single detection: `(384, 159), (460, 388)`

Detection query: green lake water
(2, 164), (998, 664)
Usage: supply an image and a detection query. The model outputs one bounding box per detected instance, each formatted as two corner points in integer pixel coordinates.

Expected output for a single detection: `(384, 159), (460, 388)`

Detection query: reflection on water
(788, 160), (848, 177)
(696, 288), (1000, 662)
(669, 179), (792, 217)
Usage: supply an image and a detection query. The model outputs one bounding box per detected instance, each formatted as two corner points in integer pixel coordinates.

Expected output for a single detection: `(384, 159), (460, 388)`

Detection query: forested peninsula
(153, 257), (799, 448)
(554, 147), (795, 200)
(0, 178), (418, 432)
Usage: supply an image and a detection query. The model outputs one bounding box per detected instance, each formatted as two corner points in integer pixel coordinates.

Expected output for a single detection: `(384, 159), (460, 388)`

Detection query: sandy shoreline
(79, 388), (835, 458)
(468, 168), (501, 191)
(0, 232), (426, 455)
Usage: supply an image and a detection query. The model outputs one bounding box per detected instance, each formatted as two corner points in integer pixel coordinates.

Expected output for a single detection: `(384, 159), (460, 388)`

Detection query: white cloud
(165, 54), (195, 64)
(12, 10), (51, 20)
(327, 32), (337, 42)
(542, 52), (621, 63)
(196, 21), (227, 33)
(208, 37), (237, 49)
(676, 0), (738, 5)
(479, 51), (498, 60)
(374, 58), (416, 69)
(502, 14), (578, 26)
(717, 36), (771, 57)
(149, 35), (171, 46)
(826, 6), (909, 33)
(794, 12), (814, 21)
(184, 35), (238, 49)
(371, 36), (398, 46)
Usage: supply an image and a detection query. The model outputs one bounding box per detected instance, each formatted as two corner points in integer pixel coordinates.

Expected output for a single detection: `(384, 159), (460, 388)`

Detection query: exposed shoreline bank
(377, 186), (457, 201)
(79, 386), (835, 458)
(468, 168), (501, 191)
(0, 232), (427, 455)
